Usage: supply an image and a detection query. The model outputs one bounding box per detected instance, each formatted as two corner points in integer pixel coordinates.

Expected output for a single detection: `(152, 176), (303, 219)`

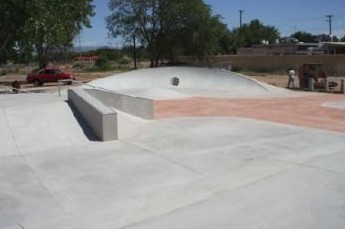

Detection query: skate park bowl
(3, 66), (345, 229)
(83, 66), (287, 99)
(68, 67), (289, 140)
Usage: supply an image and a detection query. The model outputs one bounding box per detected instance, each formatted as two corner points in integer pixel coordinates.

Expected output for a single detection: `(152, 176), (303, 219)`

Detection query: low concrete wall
(85, 89), (154, 119)
(68, 88), (118, 141)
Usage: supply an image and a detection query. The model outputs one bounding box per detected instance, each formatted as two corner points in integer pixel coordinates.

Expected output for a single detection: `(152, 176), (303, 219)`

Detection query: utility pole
(239, 10), (244, 29)
(326, 14), (334, 38)
(78, 30), (82, 58)
(132, 35), (137, 69)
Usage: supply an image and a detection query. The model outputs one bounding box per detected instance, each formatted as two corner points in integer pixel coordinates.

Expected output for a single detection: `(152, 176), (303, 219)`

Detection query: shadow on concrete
(65, 101), (100, 141)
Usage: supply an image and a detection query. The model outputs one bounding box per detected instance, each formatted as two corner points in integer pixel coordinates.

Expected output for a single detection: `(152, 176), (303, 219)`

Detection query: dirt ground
(0, 70), (120, 83)
(74, 71), (294, 88)
(249, 74), (291, 88)
(0, 70), (122, 92)
(0, 69), (291, 89)
(77, 72), (294, 88)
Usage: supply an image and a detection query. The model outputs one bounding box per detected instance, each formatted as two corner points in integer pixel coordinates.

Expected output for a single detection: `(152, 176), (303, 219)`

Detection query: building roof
(323, 42), (345, 47)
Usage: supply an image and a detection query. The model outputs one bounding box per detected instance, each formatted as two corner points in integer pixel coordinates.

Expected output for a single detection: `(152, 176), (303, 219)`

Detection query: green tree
(174, 5), (229, 57)
(218, 30), (234, 54)
(332, 36), (339, 42)
(106, 0), (229, 67)
(234, 19), (280, 47)
(292, 31), (313, 43)
(21, 0), (94, 68)
(94, 48), (121, 61)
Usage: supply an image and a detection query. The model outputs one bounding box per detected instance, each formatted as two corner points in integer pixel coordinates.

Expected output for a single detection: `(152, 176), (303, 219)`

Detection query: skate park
(1, 66), (345, 229)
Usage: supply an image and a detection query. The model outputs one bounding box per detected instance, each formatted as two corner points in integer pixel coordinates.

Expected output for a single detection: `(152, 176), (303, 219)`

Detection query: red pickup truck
(26, 68), (76, 86)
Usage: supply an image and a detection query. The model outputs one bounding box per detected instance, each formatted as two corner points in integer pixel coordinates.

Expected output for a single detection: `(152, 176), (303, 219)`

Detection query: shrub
(95, 57), (110, 69)
(118, 55), (131, 65)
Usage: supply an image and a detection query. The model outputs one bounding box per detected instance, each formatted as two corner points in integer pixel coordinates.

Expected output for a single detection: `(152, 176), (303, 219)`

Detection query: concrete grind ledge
(68, 88), (118, 141)
(85, 89), (154, 119)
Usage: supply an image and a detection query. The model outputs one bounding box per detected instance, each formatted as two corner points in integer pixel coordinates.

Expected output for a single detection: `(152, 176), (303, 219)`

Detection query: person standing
(287, 69), (295, 88)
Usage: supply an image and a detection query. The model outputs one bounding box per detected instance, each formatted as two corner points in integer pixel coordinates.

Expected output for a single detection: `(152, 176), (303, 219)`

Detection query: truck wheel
(33, 80), (41, 87)
(63, 80), (72, 85)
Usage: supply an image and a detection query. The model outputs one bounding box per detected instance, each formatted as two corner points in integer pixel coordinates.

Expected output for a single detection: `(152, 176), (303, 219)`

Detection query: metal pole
(326, 15), (334, 39)
(133, 35), (137, 69)
(308, 77), (315, 91)
(58, 81), (61, 97)
(341, 79), (345, 94)
(324, 78), (329, 92)
(239, 10), (244, 29)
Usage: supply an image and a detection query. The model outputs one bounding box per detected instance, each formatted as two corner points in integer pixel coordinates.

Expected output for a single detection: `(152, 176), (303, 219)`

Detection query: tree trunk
(150, 58), (155, 68)
(36, 44), (48, 69)
(149, 45), (160, 68)
(39, 55), (48, 69)
(154, 58), (159, 67)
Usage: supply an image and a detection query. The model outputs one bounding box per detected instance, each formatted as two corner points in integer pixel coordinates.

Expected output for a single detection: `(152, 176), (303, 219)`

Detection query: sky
(78, 0), (345, 47)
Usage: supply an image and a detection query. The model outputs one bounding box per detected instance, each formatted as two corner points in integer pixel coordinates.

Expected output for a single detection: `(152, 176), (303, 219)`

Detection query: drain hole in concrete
(171, 77), (180, 86)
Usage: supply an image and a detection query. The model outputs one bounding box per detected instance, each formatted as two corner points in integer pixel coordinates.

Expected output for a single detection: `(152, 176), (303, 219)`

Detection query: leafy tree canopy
(234, 19), (280, 47)
(24, 0), (94, 68)
(106, 0), (230, 67)
(1, 0), (94, 68)
(291, 31), (314, 43)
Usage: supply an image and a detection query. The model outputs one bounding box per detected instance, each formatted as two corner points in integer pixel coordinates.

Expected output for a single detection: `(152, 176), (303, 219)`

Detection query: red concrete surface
(154, 94), (345, 133)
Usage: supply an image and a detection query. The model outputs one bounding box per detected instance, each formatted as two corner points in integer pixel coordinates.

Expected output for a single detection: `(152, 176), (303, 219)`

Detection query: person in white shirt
(287, 69), (295, 88)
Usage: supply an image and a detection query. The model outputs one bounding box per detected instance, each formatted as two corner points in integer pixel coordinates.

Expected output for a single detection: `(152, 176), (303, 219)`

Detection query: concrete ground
(1, 68), (345, 229)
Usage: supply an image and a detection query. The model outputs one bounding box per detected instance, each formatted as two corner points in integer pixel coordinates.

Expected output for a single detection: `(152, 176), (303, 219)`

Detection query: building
(74, 55), (99, 65)
(237, 42), (345, 56)
(323, 42), (345, 54)
(237, 43), (325, 56)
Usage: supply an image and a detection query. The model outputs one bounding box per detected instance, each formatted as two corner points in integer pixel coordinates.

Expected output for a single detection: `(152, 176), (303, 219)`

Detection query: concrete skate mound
(69, 67), (289, 140)
(87, 67), (287, 99)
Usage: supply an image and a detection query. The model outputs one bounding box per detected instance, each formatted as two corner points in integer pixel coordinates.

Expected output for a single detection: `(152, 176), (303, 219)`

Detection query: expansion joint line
(122, 140), (205, 176)
(275, 157), (345, 176)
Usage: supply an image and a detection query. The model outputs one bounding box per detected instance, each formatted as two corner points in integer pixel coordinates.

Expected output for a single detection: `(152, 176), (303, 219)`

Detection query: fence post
(308, 77), (314, 91)
(341, 79), (345, 94)
(58, 80), (61, 97)
(324, 78), (329, 92)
